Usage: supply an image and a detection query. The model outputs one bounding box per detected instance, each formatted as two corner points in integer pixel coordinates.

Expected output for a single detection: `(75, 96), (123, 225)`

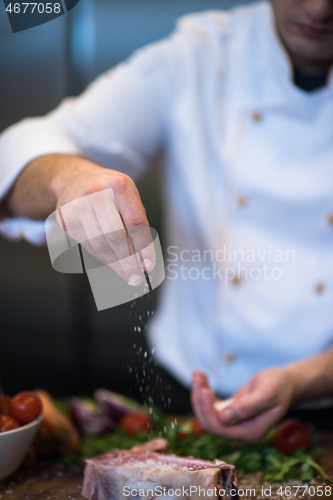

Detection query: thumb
(217, 388), (274, 426)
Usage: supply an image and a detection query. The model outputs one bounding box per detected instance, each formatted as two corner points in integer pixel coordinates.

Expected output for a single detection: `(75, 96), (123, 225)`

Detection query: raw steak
(82, 448), (237, 500)
(130, 438), (168, 454)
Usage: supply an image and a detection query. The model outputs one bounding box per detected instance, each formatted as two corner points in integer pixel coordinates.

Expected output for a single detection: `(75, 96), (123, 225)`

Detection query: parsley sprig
(61, 405), (331, 483)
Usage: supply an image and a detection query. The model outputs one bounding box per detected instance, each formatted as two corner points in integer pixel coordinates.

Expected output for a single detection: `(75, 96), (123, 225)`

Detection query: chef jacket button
(231, 275), (242, 286)
(315, 283), (325, 294)
(225, 353), (237, 363)
(328, 214), (333, 225)
(252, 112), (262, 121)
(237, 196), (247, 207)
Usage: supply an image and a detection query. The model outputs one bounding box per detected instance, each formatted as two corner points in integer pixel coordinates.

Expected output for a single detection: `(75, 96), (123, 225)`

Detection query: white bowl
(0, 414), (42, 480)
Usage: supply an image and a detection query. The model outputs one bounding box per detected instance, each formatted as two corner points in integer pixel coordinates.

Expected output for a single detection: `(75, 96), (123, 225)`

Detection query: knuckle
(92, 235), (109, 253)
(112, 174), (132, 194)
(128, 216), (147, 227)
(107, 232), (126, 248)
(125, 204), (147, 227)
(71, 197), (88, 213)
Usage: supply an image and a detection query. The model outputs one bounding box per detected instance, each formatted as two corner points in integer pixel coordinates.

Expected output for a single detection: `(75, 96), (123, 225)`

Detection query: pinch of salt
(213, 398), (234, 412)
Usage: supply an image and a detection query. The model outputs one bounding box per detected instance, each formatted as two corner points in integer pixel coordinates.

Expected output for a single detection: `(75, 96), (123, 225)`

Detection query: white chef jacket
(1, 1), (333, 396)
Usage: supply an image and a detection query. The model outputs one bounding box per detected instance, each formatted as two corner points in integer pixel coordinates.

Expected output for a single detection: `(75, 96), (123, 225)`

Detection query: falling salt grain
(144, 351), (147, 357)
(171, 422), (175, 429)
(164, 426), (167, 433)
(138, 327), (141, 332)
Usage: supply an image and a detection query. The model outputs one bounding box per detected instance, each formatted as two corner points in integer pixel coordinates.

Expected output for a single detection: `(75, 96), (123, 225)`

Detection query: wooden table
(0, 460), (84, 500)
(0, 451), (332, 500)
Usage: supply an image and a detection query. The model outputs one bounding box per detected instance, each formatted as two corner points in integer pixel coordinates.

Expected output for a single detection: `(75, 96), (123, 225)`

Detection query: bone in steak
(130, 437), (168, 454)
(82, 448), (237, 500)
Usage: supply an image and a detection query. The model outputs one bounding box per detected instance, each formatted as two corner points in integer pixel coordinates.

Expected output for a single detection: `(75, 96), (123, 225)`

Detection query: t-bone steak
(82, 448), (238, 500)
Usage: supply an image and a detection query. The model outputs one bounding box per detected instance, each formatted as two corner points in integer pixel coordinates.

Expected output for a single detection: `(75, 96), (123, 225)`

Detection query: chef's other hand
(191, 368), (294, 443)
(7, 154), (156, 286)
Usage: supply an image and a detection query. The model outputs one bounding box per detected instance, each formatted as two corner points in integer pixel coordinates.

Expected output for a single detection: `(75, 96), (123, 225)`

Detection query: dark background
(0, 0), (252, 401)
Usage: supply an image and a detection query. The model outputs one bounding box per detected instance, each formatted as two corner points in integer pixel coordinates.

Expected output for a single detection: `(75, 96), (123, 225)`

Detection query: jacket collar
(228, 2), (333, 112)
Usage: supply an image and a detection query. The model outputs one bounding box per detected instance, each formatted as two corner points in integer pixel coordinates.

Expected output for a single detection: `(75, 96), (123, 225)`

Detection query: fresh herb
(161, 422), (329, 482)
(79, 430), (150, 459)
(264, 449), (330, 482)
(59, 402), (330, 483)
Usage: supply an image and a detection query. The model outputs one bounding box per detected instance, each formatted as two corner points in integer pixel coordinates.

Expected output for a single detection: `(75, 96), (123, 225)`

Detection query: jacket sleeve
(0, 32), (181, 244)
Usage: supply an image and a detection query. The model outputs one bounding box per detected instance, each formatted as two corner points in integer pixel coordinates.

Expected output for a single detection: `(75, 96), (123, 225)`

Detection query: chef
(1, 0), (333, 442)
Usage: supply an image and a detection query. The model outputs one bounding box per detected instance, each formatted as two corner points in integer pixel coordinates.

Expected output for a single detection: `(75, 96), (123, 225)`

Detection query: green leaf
(306, 459), (331, 481)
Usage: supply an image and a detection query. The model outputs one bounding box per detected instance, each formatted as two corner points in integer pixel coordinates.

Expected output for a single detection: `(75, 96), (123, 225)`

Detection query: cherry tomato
(120, 412), (151, 437)
(272, 419), (311, 455)
(192, 419), (204, 436)
(10, 392), (42, 425)
(0, 396), (11, 416)
(178, 418), (204, 440)
(0, 415), (20, 432)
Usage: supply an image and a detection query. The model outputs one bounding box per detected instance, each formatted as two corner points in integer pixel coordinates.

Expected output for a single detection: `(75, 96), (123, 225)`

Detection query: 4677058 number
(277, 486), (331, 497)
(5, 2), (61, 14)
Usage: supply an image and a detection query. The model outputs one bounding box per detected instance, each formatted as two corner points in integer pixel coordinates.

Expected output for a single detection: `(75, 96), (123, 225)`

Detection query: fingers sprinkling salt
(213, 399), (234, 412)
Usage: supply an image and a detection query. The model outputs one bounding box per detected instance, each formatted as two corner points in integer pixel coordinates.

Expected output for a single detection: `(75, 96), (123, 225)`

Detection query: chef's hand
(191, 368), (294, 443)
(6, 154), (155, 285)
